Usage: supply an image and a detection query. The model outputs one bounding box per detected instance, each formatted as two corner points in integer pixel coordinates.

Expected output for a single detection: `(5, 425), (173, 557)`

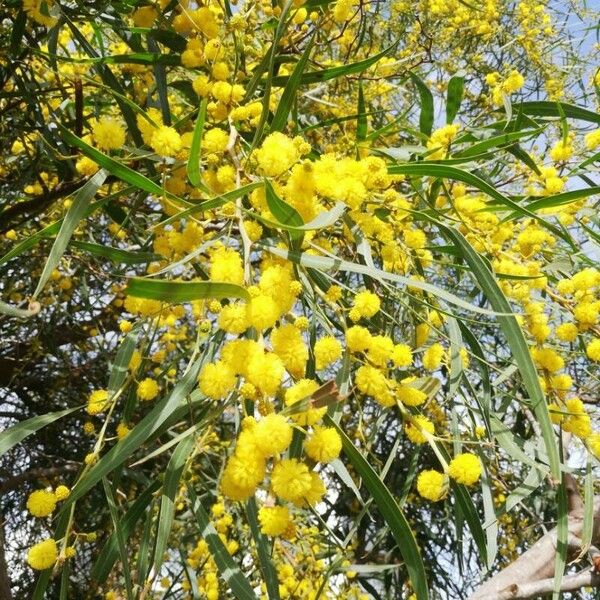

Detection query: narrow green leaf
(439, 226), (561, 480)
(324, 415), (429, 600)
(553, 476), (568, 597)
(504, 186), (600, 221)
(579, 460), (594, 558)
(102, 478), (134, 600)
(446, 76), (464, 124)
(265, 179), (304, 242)
(32, 169), (107, 300)
(271, 40), (400, 86)
(389, 163), (571, 245)
(0, 299), (40, 319)
(246, 499), (281, 600)
(516, 101), (600, 124)
(453, 129), (542, 159)
(0, 407), (80, 457)
(92, 481), (161, 581)
(154, 435), (196, 572)
(188, 486), (258, 600)
(59, 126), (175, 199)
(264, 245), (500, 315)
(409, 73), (434, 136)
(271, 33), (315, 132)
(71, 241), (160, 264)
(108, 329), (139, 396)
(126, 278), (250, 303)
(158, 182), (263, 228)
(356, 80), (367, 141)
(187, 99), (208, 187)
(64, 357), (202, 506)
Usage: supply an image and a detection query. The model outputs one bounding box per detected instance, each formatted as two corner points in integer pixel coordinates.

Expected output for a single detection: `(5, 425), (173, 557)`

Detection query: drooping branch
(469, 475), (600, 599)
(494, 568), (600, 600)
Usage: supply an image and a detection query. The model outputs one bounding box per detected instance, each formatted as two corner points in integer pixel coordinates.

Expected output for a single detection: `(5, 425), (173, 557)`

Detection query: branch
(495, 568), (600, 600)
(0, 464), (80, 494)
(0, 179), (85, 232)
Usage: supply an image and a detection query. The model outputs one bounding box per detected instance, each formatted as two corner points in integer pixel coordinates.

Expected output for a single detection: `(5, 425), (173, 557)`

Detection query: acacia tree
(1, 0), (600, 598)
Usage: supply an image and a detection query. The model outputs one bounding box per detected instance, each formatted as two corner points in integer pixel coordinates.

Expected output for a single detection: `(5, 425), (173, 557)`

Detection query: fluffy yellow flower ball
(416, 470), (447, 502)
(87, 389), (109, 415)
(271, 459), (312, 503)
(404, 416), (434, 444)
(137, 377), (160, 401)
(92, 117), (126, 151)
(254, 414), (293, 457)
(314, 336), (342, 370)
(586, 339), (600, 362)
(27, 538), (58, 570)
(304, 426), (342, 463)
(150, 125), (182, 157)
(448, 453), (482, 486)
(350, 290), (380, 321)
(198, 361), (236, 399)
(54, 485), (70, 501)
(27, 489), (57, 517)
(258, 506), (291, 536)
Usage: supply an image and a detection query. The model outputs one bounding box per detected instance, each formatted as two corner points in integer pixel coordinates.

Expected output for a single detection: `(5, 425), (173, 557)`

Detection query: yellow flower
(404, 416), (434, 444)
(150, 125), (182, 157)
(448, 453), (481, 486)
(304, 426), (342, 463)
(87, 389), (109, 415)
(27, 538), (57, 570)
(54, 485), (70, 501)
(199, 361), (237, 400)
(416, 470), (447, 502)
(254, 414), (293, 457)
(586, 339), (600, 362)
(314, 336), (342, 370)
(258, 506), (291, 536)
(92, 118), (125, 151)
(27, 489), (57, 517)
(271, 459), (313, 503)
(137, 378), (159, 401)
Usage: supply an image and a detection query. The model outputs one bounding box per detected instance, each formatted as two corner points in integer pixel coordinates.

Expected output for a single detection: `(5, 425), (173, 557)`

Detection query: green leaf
(446, 76), (464, 124)
(263, 245), (500, 315)
(439, 226), (561, 480)
(126, 278), (250, 302)
(246, 499), (281, 600)
(59, 126), (176, 200)
(0, 299), (41, 319)
(409, 73), (434, 136)
(265, 179), (304, 242)
(64, 357), (202, 506)
(553, 476), (568, 597)
(32, 169), (107, 300)
(187, 99), (208, 188)
(0, 407), (80, 457)
(503, 186), (600, 221)
(453, 129), (542, 159)
(516, 101), (600, 124)
(158, 182), (263, 227)
(271, 33), (315, 132)
(102, 478), (134, 600)
(388, 163), (571, 245)
(356, 80), (367, 141)
(189, 486), (258, 600)
(579, 460), (594, 558)
(92, 481), (161, 581)
(71, 241), (160, 264)
(154, 435), (196, 572)
(108, 329), (139, 396)
(324, 415), (428, 600)
(271, 40), (400, 86)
